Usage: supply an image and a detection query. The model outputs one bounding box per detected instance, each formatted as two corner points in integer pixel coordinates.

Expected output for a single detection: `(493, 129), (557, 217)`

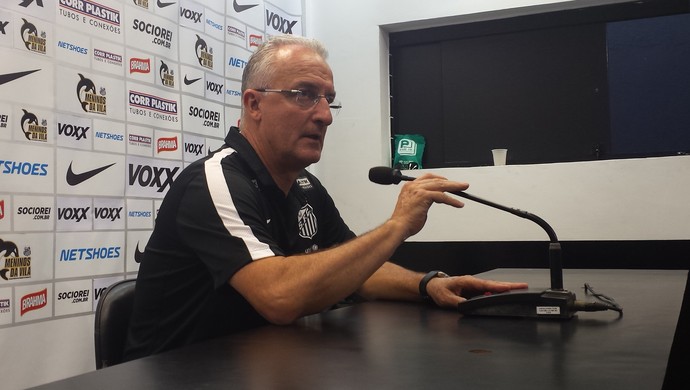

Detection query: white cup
(491, 149), (507, 166)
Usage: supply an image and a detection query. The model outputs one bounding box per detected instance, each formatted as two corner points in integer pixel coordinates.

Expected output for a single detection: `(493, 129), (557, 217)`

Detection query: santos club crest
(297, 204), (317, 239)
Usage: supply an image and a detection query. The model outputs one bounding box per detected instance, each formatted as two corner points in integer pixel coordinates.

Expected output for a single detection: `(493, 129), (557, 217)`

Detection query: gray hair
(241, 35), (329, 92)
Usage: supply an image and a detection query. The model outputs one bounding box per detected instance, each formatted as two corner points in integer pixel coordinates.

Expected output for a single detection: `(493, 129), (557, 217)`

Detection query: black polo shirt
(124, 127), (355, 360)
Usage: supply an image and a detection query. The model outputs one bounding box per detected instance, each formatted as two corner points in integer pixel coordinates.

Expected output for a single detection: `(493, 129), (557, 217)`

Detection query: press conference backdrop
(0, 0), (303, 388)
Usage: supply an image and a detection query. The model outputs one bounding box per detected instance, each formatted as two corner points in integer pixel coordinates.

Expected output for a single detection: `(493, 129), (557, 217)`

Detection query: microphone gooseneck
(366, 166), (629, 318)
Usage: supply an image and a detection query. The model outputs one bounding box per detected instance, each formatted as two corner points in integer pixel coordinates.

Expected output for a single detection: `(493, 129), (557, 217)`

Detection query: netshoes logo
(0, 160), (48, 176)
(59, 246), (121, 261)
(20, 288), (47, 316)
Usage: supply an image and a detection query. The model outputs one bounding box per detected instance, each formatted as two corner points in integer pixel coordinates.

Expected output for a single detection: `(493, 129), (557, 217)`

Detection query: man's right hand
(390, 173), (469, 239)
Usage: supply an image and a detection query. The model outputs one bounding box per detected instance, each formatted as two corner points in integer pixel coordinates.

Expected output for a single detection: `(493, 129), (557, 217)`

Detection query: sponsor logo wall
(0, 0), (303, 328)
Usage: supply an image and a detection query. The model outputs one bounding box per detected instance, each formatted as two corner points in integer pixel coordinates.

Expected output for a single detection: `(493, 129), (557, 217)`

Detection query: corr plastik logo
(397, 139), (417, 156)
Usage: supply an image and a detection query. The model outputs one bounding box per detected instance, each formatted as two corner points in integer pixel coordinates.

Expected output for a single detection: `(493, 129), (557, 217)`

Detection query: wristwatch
(419, 270), (449, 300)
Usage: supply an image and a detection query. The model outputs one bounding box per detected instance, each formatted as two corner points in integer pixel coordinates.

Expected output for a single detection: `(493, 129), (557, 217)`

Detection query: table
(33, 269), (688, 389)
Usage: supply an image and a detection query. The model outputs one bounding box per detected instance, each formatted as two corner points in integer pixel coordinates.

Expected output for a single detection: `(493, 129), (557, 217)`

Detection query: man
(123, 35), (527, 361)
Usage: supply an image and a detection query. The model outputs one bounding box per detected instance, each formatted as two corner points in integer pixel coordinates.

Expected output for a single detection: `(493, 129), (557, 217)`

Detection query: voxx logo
(129, 163), (179, 193)
(206, 81), (223, 95)
(58, 122), (90, 141)
(266, 10), (297, 34)
(184, 141), (203, 156)
(180, 7), (202, 23)
(94, 206), (122, 222)
(0, 20), (8, 35)
(58, 207), (90, 223)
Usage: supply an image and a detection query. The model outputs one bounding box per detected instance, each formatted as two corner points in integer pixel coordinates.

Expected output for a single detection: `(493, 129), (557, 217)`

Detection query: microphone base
(457, 288), (577, 319)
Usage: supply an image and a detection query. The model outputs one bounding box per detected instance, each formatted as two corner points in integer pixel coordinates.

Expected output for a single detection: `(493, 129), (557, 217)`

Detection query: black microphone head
(369, 166), (405, 185)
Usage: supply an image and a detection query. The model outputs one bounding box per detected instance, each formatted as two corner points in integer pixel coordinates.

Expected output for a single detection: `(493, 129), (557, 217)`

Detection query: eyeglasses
(254, 89), (342, 116)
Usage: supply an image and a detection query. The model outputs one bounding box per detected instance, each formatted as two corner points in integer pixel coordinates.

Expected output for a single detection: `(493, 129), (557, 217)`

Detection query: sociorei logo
(131, 18), (173, 49)
(0, 69), (40, 86)
(20, 288), (46, 316)
(17, 205), (51, 221)
(20, 109), (47, 142)
(233, 0), (259, 13)
(189, 106), (220, 128)
(76, 73), (107, 115)
(20, 18), (47, 55)
(65, 161), (116, 186)
(159, 60), (174, 88)
(57, 289), (89, 303)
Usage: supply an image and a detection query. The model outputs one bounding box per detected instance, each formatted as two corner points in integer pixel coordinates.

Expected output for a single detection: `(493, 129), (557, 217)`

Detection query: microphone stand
(374, 168), (579, 319)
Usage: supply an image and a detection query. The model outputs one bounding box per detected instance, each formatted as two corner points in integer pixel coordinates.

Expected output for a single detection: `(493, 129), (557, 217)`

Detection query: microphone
(369, 166), (621, 319)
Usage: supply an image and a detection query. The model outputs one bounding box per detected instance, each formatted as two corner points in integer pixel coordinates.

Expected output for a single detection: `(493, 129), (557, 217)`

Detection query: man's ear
(243, 89), (262, 120)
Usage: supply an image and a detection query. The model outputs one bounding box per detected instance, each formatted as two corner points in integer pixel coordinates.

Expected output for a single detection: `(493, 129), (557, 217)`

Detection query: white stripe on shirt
(204, 147), (275, 260)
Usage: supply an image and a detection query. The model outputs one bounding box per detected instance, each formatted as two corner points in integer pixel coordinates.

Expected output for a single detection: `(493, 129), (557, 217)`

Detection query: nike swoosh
(184, 75), (201, 85)
(134, 242), (145, 263)
(66, 161), (116, 186)
(0, 69), (40, 86)
(233, 0), (259, 13)
(157, 0), (176, 8)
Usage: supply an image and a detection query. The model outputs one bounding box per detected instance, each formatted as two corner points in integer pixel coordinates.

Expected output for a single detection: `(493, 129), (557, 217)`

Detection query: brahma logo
(249, 34), (262, 48)
(0, 200), (4, 220)
(130, 58), (151, 74)
(20, 109), (48, 142)
(194, 35), (213, 70)
(157, 136), (177, 153)
(20, 288), (46, 316)
(20, 18), (46, 55)
(76, 73), (107, 115)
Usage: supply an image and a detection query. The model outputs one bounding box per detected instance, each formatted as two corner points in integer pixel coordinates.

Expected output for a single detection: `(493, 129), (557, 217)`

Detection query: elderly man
(123, 35), (526, 361)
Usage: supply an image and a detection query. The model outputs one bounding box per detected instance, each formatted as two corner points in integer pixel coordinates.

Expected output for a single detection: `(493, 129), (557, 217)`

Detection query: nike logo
(66, 161), (116, 186)
(157, 0), (175, 8)
(184, 75), (201, 85)
(233, 0), (259, 13)
(134, 242), (145, 263)
(0, 69), (40, 86)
